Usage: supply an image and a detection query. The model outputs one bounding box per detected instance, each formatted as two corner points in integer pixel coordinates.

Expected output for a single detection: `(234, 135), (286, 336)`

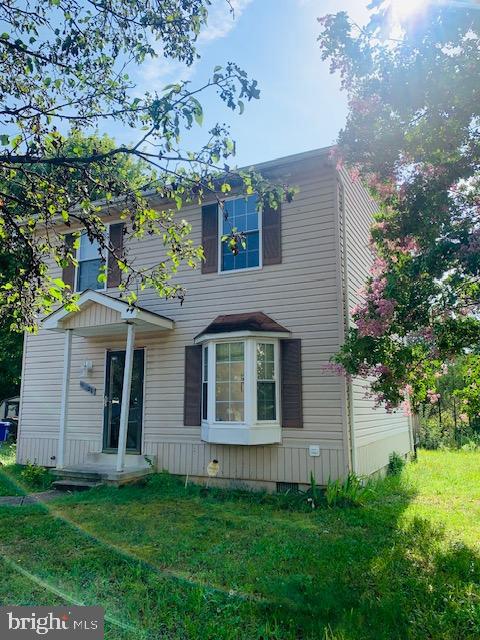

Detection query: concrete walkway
(0, 490), (58, 506)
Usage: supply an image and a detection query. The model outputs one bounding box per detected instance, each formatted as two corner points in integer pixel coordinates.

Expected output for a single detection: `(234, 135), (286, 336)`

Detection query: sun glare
(390, 0), (425, 20)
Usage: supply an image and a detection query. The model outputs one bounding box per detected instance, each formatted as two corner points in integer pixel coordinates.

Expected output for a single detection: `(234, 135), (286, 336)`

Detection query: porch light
(81, 360), (93, 376)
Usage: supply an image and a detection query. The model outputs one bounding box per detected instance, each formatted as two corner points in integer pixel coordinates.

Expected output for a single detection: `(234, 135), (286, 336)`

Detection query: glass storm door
(103, 349), (144, 453)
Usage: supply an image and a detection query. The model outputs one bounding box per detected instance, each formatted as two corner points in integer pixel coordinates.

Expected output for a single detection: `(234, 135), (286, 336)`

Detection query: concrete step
(50, 469), (102, 482)
(52, 479), (103, 492)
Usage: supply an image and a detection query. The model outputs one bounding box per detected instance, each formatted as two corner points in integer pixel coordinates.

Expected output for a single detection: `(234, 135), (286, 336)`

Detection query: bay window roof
(195, 312), (290, 342)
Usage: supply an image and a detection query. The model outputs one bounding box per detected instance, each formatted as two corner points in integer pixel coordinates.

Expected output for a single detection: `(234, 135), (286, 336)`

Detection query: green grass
(0, 444), (52, 495)
(0, 450), (479, 639)
(0, 444), (26, 496)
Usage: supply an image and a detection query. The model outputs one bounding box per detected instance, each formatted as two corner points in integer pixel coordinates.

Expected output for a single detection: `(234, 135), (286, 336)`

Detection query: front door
(103, 349), (144, 453)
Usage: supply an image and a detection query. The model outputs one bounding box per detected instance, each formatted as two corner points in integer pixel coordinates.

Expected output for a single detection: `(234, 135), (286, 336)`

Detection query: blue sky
(110, 0), (370, 167)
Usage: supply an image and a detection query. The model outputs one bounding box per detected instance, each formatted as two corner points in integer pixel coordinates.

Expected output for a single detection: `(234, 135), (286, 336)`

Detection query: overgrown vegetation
(388, 451), (405, 476)
(0, 444), (52, 495)
(0, 1), (294, 329)
(1, 450), (478, 639)
(320, 2), (480, 415)
(325, 473), (372, 507)
(19, 461), (52, 490)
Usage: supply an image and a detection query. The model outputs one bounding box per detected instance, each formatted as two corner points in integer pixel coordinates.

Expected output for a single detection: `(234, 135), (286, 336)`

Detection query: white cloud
(134, 0), (252, 92)
(136, 53), (196, 93)
(198, 0), (253, 43)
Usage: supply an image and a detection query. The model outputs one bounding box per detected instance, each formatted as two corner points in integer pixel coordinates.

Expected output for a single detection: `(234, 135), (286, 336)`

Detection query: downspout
(334, 172), (357, 475)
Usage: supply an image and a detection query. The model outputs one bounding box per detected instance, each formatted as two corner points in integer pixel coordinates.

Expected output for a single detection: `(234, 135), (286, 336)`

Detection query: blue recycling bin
(0, 421), (10, 442)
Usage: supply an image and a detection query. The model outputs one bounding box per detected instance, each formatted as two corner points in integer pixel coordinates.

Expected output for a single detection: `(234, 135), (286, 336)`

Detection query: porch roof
(42, 289), (174, 337)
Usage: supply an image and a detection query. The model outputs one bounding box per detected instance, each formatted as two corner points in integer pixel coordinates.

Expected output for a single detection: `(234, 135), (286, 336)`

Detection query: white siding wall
(18, 161), (350, 485)
(340, 169), (412, 474)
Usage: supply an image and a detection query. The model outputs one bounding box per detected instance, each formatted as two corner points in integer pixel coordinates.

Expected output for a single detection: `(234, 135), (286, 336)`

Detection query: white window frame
(75, 224), (110, 293)
(199, 334), (282, 445)
(255, 340), (280, 424)
(217, 195), (263, 275)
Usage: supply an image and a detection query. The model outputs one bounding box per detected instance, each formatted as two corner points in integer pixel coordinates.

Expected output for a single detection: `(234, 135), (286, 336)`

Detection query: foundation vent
(276, 482), (299, 494)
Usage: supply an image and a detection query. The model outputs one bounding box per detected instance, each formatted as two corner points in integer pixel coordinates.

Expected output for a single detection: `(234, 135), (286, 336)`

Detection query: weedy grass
(0, 450), (479, 639)
(0, 444), (53, 495)
(0, 444), (27, 496)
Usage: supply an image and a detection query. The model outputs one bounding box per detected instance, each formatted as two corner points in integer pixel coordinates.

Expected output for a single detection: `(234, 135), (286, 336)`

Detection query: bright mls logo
(0, 607), (104, 639)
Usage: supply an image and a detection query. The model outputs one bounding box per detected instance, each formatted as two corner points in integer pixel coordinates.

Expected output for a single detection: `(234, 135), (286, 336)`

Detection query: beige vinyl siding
(63, 303), (121, 329)
(340, 168), (412, 474)
(18, 162), (350, 485)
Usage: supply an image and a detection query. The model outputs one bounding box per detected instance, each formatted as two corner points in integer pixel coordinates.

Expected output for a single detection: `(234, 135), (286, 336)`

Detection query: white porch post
(57, 329), (73, 469)
(116, 322), (136, 472)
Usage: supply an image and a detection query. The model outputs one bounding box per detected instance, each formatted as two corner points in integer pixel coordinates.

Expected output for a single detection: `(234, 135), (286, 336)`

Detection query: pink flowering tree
(319, 1), (480, 416)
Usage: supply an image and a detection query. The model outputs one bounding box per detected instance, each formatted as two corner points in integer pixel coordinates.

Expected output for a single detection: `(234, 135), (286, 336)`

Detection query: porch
(42, 289), (174, 482)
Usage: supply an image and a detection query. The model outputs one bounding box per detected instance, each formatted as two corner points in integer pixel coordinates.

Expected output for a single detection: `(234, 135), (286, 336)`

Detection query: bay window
(199, 335), (281, 445)
(215, 342), (245, 421)
(257, 343), (276, 421)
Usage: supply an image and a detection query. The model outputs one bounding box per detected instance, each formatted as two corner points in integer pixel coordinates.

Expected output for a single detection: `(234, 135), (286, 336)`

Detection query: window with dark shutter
(280, 339), (303, 428)
(107, 222), (124, 288)
(62, 233), (76, 290)
(201, 203), (218, 274)
(184, 345), (203, 426)
(262, 203), (282, 265)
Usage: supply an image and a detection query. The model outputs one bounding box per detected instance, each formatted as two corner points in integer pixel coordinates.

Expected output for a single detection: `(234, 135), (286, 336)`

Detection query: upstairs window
(77, 232), (105, 292)
(221, 195), (260, 272)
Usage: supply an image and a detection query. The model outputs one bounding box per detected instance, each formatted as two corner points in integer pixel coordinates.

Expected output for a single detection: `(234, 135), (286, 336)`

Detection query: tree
(0, 1), (293, 329)
(318, 1), (480, 416)
(0, 130), (157, 398)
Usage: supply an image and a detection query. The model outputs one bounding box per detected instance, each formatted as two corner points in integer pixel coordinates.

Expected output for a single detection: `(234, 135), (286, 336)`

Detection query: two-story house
(16, 147), (412, 490)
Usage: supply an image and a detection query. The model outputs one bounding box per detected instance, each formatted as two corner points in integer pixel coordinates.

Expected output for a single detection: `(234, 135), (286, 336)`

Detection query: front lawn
(0, 444), (52, 495)
(0, 450), (479, 639)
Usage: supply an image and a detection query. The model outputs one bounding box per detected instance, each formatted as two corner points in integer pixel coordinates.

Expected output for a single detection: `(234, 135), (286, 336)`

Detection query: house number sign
(80, 380), (96, 396)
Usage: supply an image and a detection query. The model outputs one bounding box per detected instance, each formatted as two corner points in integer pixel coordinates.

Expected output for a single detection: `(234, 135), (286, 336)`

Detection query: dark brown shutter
(262, 203), (282, 265)
(201, 203), (218, 274)
(107, 222), (124, 288)
(62, 233), (76, 290)
(281, 339), (303, 428)
(184, 345), (202, 426)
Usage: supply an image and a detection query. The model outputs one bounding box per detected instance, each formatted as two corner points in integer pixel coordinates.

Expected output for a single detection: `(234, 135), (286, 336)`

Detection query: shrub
(388, 451), (405, 476)
(325, 473), (372, 508)
(20, 461), (51, 489)
(461, 440), (480, 452)
(419, 414), (480, 450)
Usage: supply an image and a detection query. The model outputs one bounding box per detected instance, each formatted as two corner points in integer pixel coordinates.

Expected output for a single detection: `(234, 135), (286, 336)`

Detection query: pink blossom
(367, 174), (396, 199)
(419, 327), (434, 342)
(376, 298), (396, 317)
(349, 165), (361, 183)
(375, 364), (391, 376)
(370, 256), (388, 277)
(401, 400), (413, 417)
(403, 384), (414, 397)
(323, 362), (348, 377)
(459, 413), (469, 423)
(356, 316), (388, 338)
(371, 221), (387, 233)
(427, 389), (441, 404)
